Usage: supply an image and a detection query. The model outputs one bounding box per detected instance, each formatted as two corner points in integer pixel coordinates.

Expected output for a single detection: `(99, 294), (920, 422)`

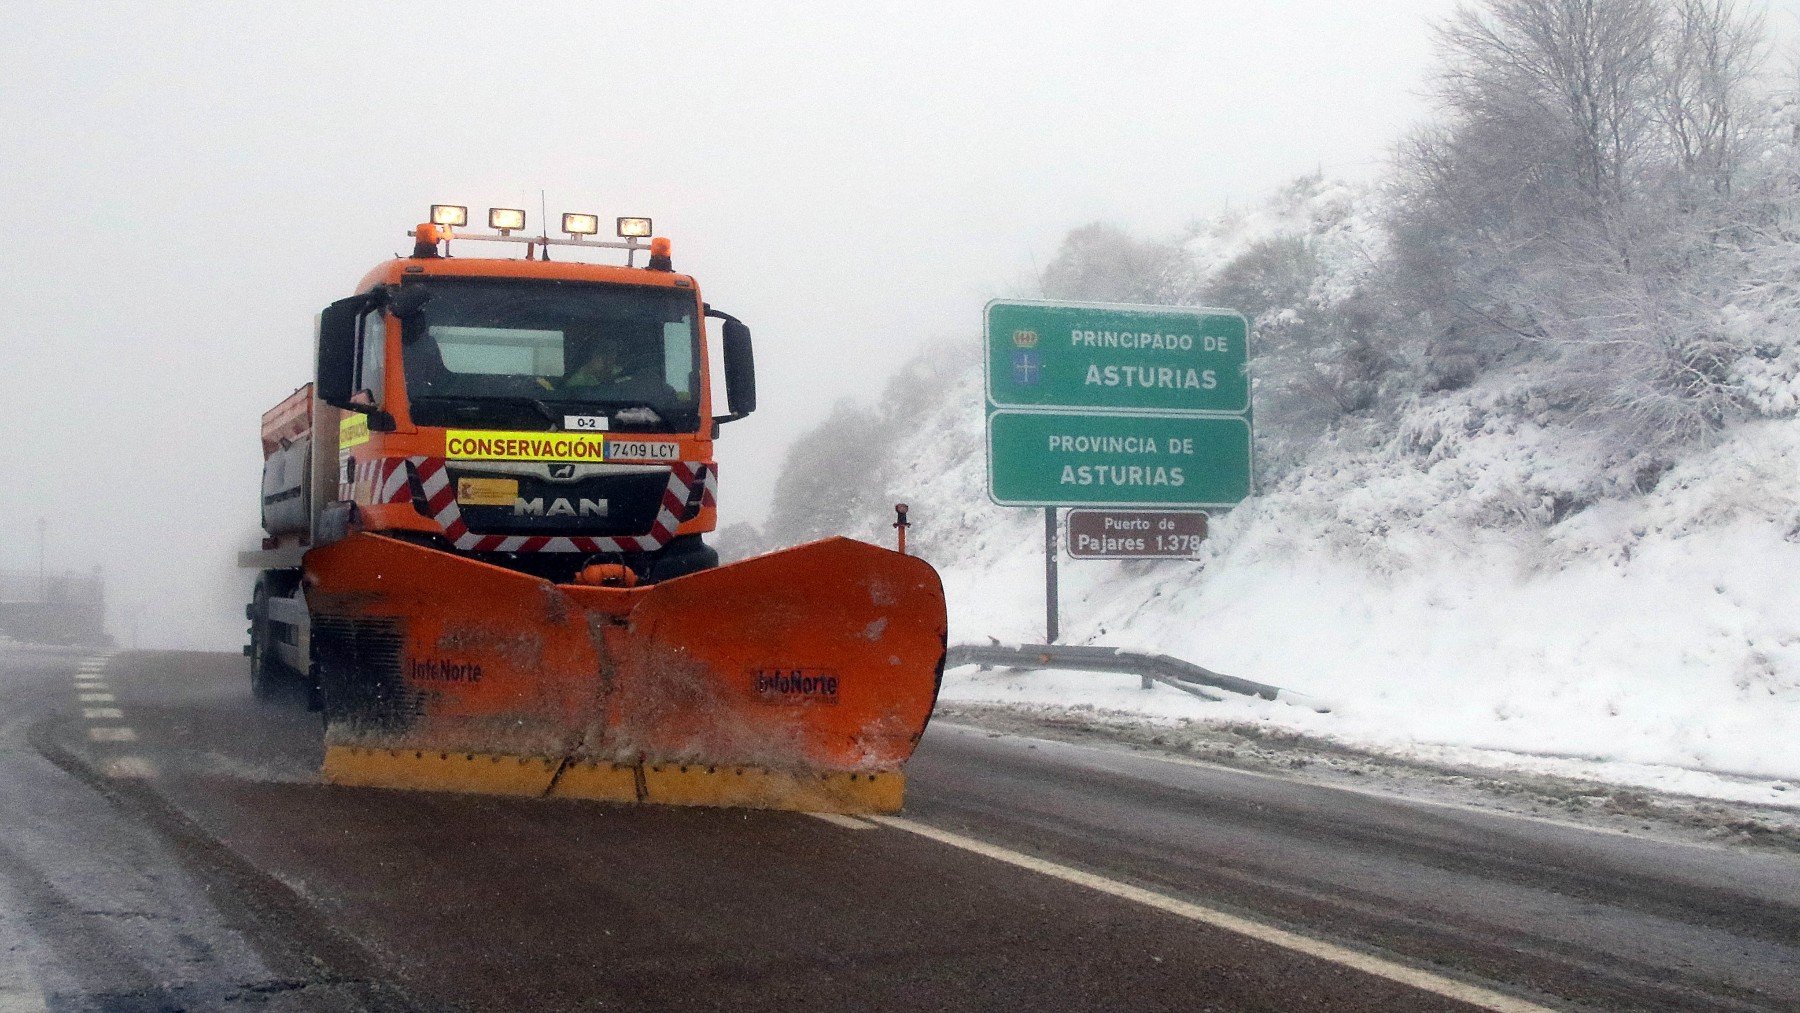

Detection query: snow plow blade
(305, 533), (946, 813)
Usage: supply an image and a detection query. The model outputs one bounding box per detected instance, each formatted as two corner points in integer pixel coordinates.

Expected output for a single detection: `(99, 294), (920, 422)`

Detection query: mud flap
(305, 533), (947, 813)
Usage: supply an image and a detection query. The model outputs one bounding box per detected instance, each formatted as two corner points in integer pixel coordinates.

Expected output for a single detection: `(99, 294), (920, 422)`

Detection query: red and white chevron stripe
(381, 456), (709, 554)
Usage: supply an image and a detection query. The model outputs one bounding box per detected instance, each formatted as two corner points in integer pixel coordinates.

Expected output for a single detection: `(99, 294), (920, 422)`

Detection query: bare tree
(1653, 0), (1766, 194)
(1432, 0), (1664, 217)
(1390, 0), (1777, 454)
(1039, 223), (1199, 305)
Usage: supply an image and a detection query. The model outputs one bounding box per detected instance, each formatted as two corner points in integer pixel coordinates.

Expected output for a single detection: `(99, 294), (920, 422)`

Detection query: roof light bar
(430, 204), (468, 227)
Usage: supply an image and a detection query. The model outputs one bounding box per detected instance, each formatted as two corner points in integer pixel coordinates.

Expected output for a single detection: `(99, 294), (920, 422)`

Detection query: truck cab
(310, 227), (756, 586)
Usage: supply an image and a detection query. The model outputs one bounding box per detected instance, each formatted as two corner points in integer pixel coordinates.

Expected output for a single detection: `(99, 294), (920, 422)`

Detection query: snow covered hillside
(741, 172), (1800, 802)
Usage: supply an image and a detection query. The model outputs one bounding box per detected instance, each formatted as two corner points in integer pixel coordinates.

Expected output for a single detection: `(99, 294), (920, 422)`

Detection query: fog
(1, 2), (1469, 648)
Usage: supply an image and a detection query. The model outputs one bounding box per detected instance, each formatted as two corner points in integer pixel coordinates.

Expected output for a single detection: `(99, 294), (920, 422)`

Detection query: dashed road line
(82, 708), (124, 720)
(872, 815), (1555, 1013)
(77, 693), (114, 703)
(87, 727), (137, 743)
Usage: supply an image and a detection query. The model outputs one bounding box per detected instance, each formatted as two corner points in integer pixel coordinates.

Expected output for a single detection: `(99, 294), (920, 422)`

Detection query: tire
(247, 571), (301, 702)
(247, 577), (278, 701)
(642, 535), (719, 584)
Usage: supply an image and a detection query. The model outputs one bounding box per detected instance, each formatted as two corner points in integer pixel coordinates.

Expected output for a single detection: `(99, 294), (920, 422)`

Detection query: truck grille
(444, 464), (671, 538)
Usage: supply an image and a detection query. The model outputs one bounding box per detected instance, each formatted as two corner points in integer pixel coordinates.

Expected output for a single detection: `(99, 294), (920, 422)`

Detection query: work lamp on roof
(616, 217), (652, 238)
(430, 204), (468, 227)
(488, 207), (526, 233)
(562, 212), (600, 236)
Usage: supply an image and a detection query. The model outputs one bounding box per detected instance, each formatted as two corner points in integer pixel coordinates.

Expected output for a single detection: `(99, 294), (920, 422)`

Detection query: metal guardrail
(945, 642), (1332, 713)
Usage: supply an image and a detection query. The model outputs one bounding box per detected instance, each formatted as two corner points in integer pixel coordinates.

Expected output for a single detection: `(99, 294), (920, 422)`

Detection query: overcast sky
(3, 2), (1793, 647)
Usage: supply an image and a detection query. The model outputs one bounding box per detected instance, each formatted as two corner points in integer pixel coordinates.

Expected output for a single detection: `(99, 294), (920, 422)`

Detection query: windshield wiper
(412, 394), (559, 425)
(537, 399), (668, 426)
(608, 403), (663, 426)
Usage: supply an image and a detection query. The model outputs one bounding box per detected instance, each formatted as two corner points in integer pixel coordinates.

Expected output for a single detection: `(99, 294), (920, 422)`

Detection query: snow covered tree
(1039, 222), (1198, 305)
(1389, 0), (1777, 455)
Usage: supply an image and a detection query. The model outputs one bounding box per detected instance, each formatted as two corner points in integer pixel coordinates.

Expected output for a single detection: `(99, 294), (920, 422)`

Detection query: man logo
(1012, 329), (1039, 349)
(549, 463), (576, 480)
(514, 497), (608, 518)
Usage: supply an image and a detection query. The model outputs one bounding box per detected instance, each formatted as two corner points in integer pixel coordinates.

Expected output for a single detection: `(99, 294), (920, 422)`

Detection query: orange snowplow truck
(240, 206), (946, 813)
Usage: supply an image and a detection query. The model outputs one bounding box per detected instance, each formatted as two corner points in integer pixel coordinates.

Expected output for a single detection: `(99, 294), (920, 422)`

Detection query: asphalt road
(3, 648), (1797, 1011)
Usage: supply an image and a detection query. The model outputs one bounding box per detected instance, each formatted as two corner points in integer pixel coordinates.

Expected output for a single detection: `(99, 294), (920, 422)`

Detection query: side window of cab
(353, 310), (385, 406)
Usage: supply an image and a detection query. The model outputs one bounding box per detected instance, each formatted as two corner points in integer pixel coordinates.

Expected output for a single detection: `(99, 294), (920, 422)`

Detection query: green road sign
(986, 299), (1249, 414)
(986, 410), (1251, 508)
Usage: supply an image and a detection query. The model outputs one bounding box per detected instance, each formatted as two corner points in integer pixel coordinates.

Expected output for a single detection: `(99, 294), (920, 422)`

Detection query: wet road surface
(3, 648), (1797, 1011)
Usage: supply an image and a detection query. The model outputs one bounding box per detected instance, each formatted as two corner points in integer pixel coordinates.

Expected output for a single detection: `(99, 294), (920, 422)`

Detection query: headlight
(488, 208), (526, 232)
(562, 213), (599, 236)
(616, 217), (652, 238)
(430, 204), (468, 227)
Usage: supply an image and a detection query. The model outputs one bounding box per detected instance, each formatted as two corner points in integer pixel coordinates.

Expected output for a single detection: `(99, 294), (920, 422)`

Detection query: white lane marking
(0, 912), (47, 1013)
(82, 708), (123, 720)
(87, 727), (137, 743)
(78, 693), (115, 703)
(872, 815), (1555, 1013)
(102, 756), (158, 780)
(807, 812), (877, 831)
(0, 981), (48, 1011)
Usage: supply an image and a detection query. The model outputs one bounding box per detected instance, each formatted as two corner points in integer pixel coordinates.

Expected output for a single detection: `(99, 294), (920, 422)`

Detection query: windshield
(401, 278), (701, 431)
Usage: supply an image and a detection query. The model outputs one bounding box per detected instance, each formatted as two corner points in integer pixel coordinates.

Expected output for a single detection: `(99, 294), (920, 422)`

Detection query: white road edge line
(806, 812), (877, 830)
(870, 815), (1555, 1013)
(0, 879), (47, 1013)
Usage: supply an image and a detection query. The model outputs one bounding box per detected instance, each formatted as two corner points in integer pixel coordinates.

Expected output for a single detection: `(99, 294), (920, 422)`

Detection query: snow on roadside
(794, 176), (1800, 807)
(935, 418), (1800, 806)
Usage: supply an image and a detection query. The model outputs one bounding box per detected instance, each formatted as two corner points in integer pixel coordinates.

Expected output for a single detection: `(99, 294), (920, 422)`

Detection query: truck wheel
(642, 535), (720, 584)
(247, 577), (280, 701)
(247, 571), (302, 702)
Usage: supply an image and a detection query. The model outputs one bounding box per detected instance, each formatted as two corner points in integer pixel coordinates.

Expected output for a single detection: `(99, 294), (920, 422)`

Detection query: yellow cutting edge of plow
(322, 746), (906, 814)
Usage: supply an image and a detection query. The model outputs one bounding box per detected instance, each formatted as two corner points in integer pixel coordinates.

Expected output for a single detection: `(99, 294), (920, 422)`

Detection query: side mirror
(388, 284), (432, 318)
(315, 293), (395, 430)
(720, 318), (756, 421)
(315, 294), (368, 410)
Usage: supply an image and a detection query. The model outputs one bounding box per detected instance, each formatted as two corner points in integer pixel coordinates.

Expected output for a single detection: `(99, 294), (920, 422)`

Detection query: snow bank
(933, 416), (1800, 797)
(768, 177), (1800, 801)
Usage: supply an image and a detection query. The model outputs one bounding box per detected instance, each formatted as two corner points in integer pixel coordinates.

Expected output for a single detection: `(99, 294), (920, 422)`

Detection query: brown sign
(1067, 510), (1207, 559)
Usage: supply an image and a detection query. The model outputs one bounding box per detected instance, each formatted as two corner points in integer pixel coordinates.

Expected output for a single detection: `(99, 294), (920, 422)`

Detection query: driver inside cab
(560, 336), (634, 390)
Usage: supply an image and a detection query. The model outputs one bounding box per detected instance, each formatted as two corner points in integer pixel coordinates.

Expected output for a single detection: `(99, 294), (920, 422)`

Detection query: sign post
(984, 299), (1253, 642)
(1044, 508), (1059, 643)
